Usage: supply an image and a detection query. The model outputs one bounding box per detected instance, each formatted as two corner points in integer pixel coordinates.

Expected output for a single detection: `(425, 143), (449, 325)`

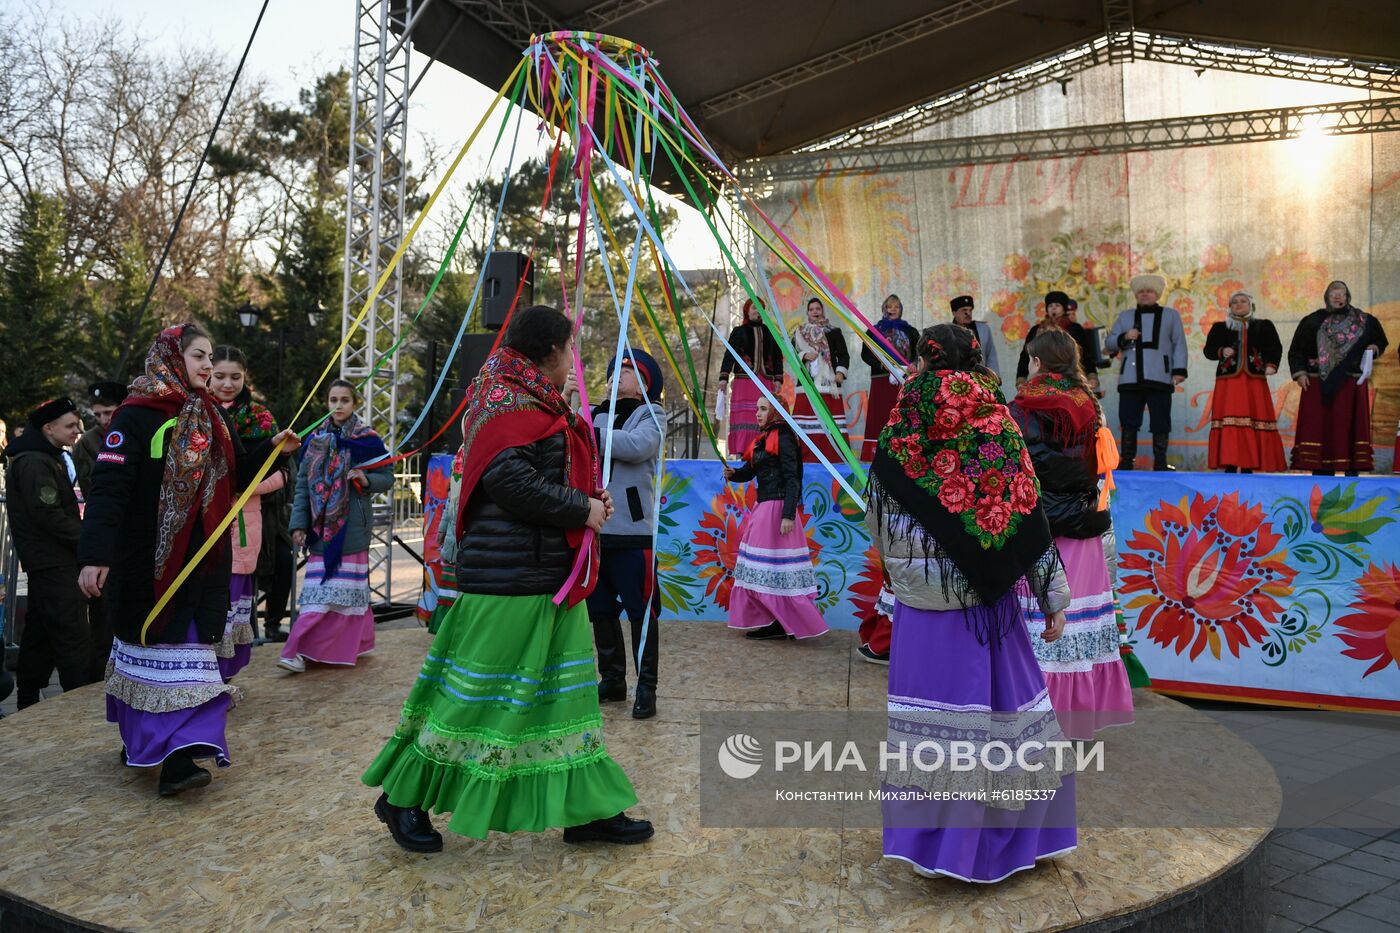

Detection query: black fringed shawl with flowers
(119, 325), (237, 641)
(868, 368), (1062, 645)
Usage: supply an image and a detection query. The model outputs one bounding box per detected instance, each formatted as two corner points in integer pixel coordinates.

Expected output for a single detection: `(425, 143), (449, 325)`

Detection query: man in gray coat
(1106, 273), (1189, 470)
(951, 295), (1001, 382)
(587, 348), (666, 720)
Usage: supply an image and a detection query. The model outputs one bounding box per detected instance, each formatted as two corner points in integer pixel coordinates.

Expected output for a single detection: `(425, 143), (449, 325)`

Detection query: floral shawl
(869, 368), (1061, 645)
(797, 321), (832, 369)
(301, 412), (387, 581)
(874, 317), (917, 363)
(457, 347), (600, 607)
(119, 324), (236, 641)
(225, 386), (277, 441)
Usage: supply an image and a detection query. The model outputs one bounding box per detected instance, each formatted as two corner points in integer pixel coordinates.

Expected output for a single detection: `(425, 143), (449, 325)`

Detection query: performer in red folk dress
(1289, 280), (1388, 475)
(791, 297), (851, 464)
(718, 298), (784, 457)
(1203, 291), (1285, 473)
(860, 294), (919, 461)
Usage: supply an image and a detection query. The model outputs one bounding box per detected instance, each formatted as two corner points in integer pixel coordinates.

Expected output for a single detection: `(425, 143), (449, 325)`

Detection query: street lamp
(237, 301), (262, 329)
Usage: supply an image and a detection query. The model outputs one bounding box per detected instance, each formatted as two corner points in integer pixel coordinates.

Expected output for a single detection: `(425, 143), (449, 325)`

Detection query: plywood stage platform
(0, 622), (1277, 931)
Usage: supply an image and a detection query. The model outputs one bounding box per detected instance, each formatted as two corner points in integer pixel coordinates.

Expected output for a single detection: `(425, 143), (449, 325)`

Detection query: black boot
(563, 811), (655, 845)
(631, 612), (658, 720)
(375, 793), (443, 853)
(632, 685), (656, 720)
(592, 615), (627, 702)
(1152, 434), (1174, 471)
(158, 752), (212, 797)
(264, 621), (289, 643)
(1119, 431), (1138, 471)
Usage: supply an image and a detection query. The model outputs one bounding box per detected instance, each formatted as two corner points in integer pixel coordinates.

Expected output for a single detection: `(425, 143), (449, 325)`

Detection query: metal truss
(810, 31), (1400, 151)
(440, 0), (557, 47)
(1101, 0), (1135, 64)
(746, 96), (1400, 184)
(696, 0), (1019, 121)
(342, 0), (424, 606)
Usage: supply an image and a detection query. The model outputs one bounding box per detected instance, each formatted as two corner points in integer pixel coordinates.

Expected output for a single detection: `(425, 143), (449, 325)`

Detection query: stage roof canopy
(401, 0), (1400, 160)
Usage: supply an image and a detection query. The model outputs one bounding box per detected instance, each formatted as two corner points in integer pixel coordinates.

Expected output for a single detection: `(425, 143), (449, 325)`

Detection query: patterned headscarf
(301, 410), (387, 581)
(869, 355), (1060, 645)
(457, 347), (600, 607)
(119, 324), (236, 640)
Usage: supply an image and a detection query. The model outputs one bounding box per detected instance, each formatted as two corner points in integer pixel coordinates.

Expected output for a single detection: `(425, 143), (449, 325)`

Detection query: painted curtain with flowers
(1111, 472), (1400, 711)
(746, 61), (1400, 470)
(422, 456), (1400, 710)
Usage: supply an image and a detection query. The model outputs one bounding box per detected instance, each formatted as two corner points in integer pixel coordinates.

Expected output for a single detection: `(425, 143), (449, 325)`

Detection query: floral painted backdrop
(1112, 472), (1400, 710)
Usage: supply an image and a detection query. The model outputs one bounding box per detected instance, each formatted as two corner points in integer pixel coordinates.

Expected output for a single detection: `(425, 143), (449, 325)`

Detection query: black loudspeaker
(481, 251), (533, 331)
(443, 333), (498, 451)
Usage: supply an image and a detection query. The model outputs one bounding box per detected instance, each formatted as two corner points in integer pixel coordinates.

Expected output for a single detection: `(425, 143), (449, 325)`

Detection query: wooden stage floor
(0, 622), (1277, 931)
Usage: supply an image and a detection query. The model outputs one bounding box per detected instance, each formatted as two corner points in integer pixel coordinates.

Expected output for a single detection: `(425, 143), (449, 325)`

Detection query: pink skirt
(727, 500), (828, 639)
(282, 552), (376, 666)
(727, 375), (773, 456)
(1019, 535), (1133, 739)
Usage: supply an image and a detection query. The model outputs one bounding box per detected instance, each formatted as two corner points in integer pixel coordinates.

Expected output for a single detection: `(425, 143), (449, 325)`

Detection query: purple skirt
(217, 572), (256, 681)
(106, 621), (237, 769)
(882, 597), (1077, 883)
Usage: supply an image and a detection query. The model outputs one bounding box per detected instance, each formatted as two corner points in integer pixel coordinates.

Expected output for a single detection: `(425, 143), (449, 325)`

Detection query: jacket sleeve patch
(104, 430), (125, 449)
(96, 452), (128, 464)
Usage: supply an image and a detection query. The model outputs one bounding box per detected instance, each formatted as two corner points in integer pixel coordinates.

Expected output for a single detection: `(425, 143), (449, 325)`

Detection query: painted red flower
(1119, 492), (1297, 660)
(975, 495), (1013, 537)
(932, 449), (959, 477)
(691, 483), (755, 608)
(1334, 563), (1400, 677)
(938, 474), (976, 512)
(849, 547), (886, 623)
(691, 483), (822, 609)
(906, 456), (930, 479)
(1003, 253), (1031, 282)
(1201, 243), (1233, 274)
(1010, 474), (1038, 513)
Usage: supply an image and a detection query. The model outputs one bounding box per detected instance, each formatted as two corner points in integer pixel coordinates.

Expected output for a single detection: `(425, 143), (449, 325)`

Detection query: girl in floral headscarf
(77, 324), (299, 797)
(868, 323), (1075, 884)
(791, 297), (851, 463)
(209, 345), (285, 681)
(278, 379), (391, 673)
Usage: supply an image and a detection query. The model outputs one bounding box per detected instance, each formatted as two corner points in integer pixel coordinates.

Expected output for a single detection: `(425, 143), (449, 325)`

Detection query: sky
(53, 0), (725, 270)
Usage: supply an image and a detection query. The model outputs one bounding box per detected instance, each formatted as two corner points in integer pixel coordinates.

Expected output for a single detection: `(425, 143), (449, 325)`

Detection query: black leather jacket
(1010, 407), (1110, 540)
(728, 425), (802, 520)
(455, 433), (592, 596)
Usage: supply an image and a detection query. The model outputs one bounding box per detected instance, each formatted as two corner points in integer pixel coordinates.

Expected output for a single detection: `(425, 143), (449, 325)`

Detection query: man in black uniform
(72, 381), (127, 500)
(2, 398), (91, 708)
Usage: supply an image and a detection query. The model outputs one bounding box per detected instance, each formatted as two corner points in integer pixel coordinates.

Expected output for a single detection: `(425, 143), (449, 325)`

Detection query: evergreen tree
(0, 193), (82, 425)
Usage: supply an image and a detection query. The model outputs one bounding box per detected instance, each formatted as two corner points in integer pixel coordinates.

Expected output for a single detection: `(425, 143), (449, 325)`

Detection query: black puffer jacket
(455, 433), (592, 596)
(1011, 407), (1110, 540)
(727, 425), (802, 521)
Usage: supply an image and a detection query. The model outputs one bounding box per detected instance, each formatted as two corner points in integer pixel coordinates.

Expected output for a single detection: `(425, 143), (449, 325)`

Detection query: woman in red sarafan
(1203, 290), (1285, 473)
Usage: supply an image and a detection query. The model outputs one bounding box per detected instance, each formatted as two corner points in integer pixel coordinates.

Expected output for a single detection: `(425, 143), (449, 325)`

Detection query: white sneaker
(277, 655), (306, 673)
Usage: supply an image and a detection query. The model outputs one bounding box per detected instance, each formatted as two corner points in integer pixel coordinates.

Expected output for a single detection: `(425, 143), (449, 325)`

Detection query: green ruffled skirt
(363, 592), (638, 839)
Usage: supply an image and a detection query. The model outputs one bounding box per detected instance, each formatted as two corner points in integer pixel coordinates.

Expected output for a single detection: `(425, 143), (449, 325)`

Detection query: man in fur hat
(2, 398), (92, 707)
(1105, 274), (1189, 470)
(950, 295), (1001, 382)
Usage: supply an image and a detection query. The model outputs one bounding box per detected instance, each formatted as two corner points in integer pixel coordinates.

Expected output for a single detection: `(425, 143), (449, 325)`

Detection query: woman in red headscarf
(722, 397), (828, 641)
(363, 305), (651, 853)
(78, 324), (299, 797)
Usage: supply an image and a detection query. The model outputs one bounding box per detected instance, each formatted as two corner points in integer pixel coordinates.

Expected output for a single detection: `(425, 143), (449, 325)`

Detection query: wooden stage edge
(0, 622), (1278, 932)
